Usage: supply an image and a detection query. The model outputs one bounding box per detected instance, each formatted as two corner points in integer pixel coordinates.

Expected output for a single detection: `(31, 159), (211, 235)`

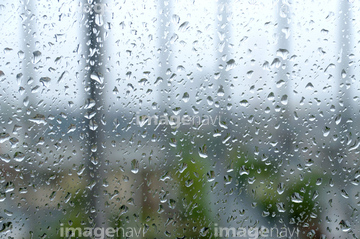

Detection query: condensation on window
(0, 0), (359, 238)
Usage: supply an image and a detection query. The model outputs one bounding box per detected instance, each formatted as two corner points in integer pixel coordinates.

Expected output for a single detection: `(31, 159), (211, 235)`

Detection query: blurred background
(0, 0), (360, 238)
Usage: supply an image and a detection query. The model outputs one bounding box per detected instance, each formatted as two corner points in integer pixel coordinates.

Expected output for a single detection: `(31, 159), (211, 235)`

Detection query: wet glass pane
(0, 0), (359, 238)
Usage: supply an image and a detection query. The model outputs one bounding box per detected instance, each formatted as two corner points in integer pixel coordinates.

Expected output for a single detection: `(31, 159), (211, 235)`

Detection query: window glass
(0, 0), (359, 238)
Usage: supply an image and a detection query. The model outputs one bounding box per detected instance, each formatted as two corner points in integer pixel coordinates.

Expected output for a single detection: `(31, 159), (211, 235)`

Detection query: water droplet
(262, 61), (270, 70)
(198, 144), (208, 158)
(246, 70), (254, 78)
(160, 171), (171, 181)
(276, 79), (285, 88)
(84, 98), (96, 109)
(340, 189), (349, 199)
(280, 95), (288, 105)
(0, 222), (12, 233)
(90, 72), (104, 84)
(182, 92), (189, 102)
(168, 199), (176, 209)
(32, 51), (42, 64)
(5, 182), (14, 193)
(276, 48), (289, 60)
(291, 192), (303, 203)
(305, 158), (314, 167)
(172, 107), (182, 115)
(207, 170), (215, 182)
(77, 164), (85, 176)
(67, 124), (76, 133)
(217, 86), (225, 96)
(341, 69), (346, 78)
(224, 175), (232, 185)
(312, 190), (319, 200)
(267, 92), (275, 101)
(49, 191), (56, 201)
(0, 154), (11, 163)
(323, 126), (330, 137)
(89, 120), (98, 131)
(200, 227), (210, 237)
(17, 50), (24, 59)
(271, 58), (281, 68)
(277, 182), (285, 195)
(339, 220), (351, 232)
(305, 82), (314, 89)
(321, 29), (329, 35)
(131, 159), (139, 174)
(239, 165), (249, 176)
(316, 178), (323, 185)
(335, 114), (341, 125)
(119, 205), (129, 216)
(95, 14), (104, 26)
(240, 100), (249, 107)
(172, 14), (180, 24)
(179, 163), (187, 174)
(185, 179), (193, 187)
(178, 21), (189, 32)
(225, 59), (236, 71)
(28, 114), (47, 125)
(0, 133), (10, 143)
(9, 137), (19, 148)
(39, 77), (51, 87)
(276, 202), (286, 212)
